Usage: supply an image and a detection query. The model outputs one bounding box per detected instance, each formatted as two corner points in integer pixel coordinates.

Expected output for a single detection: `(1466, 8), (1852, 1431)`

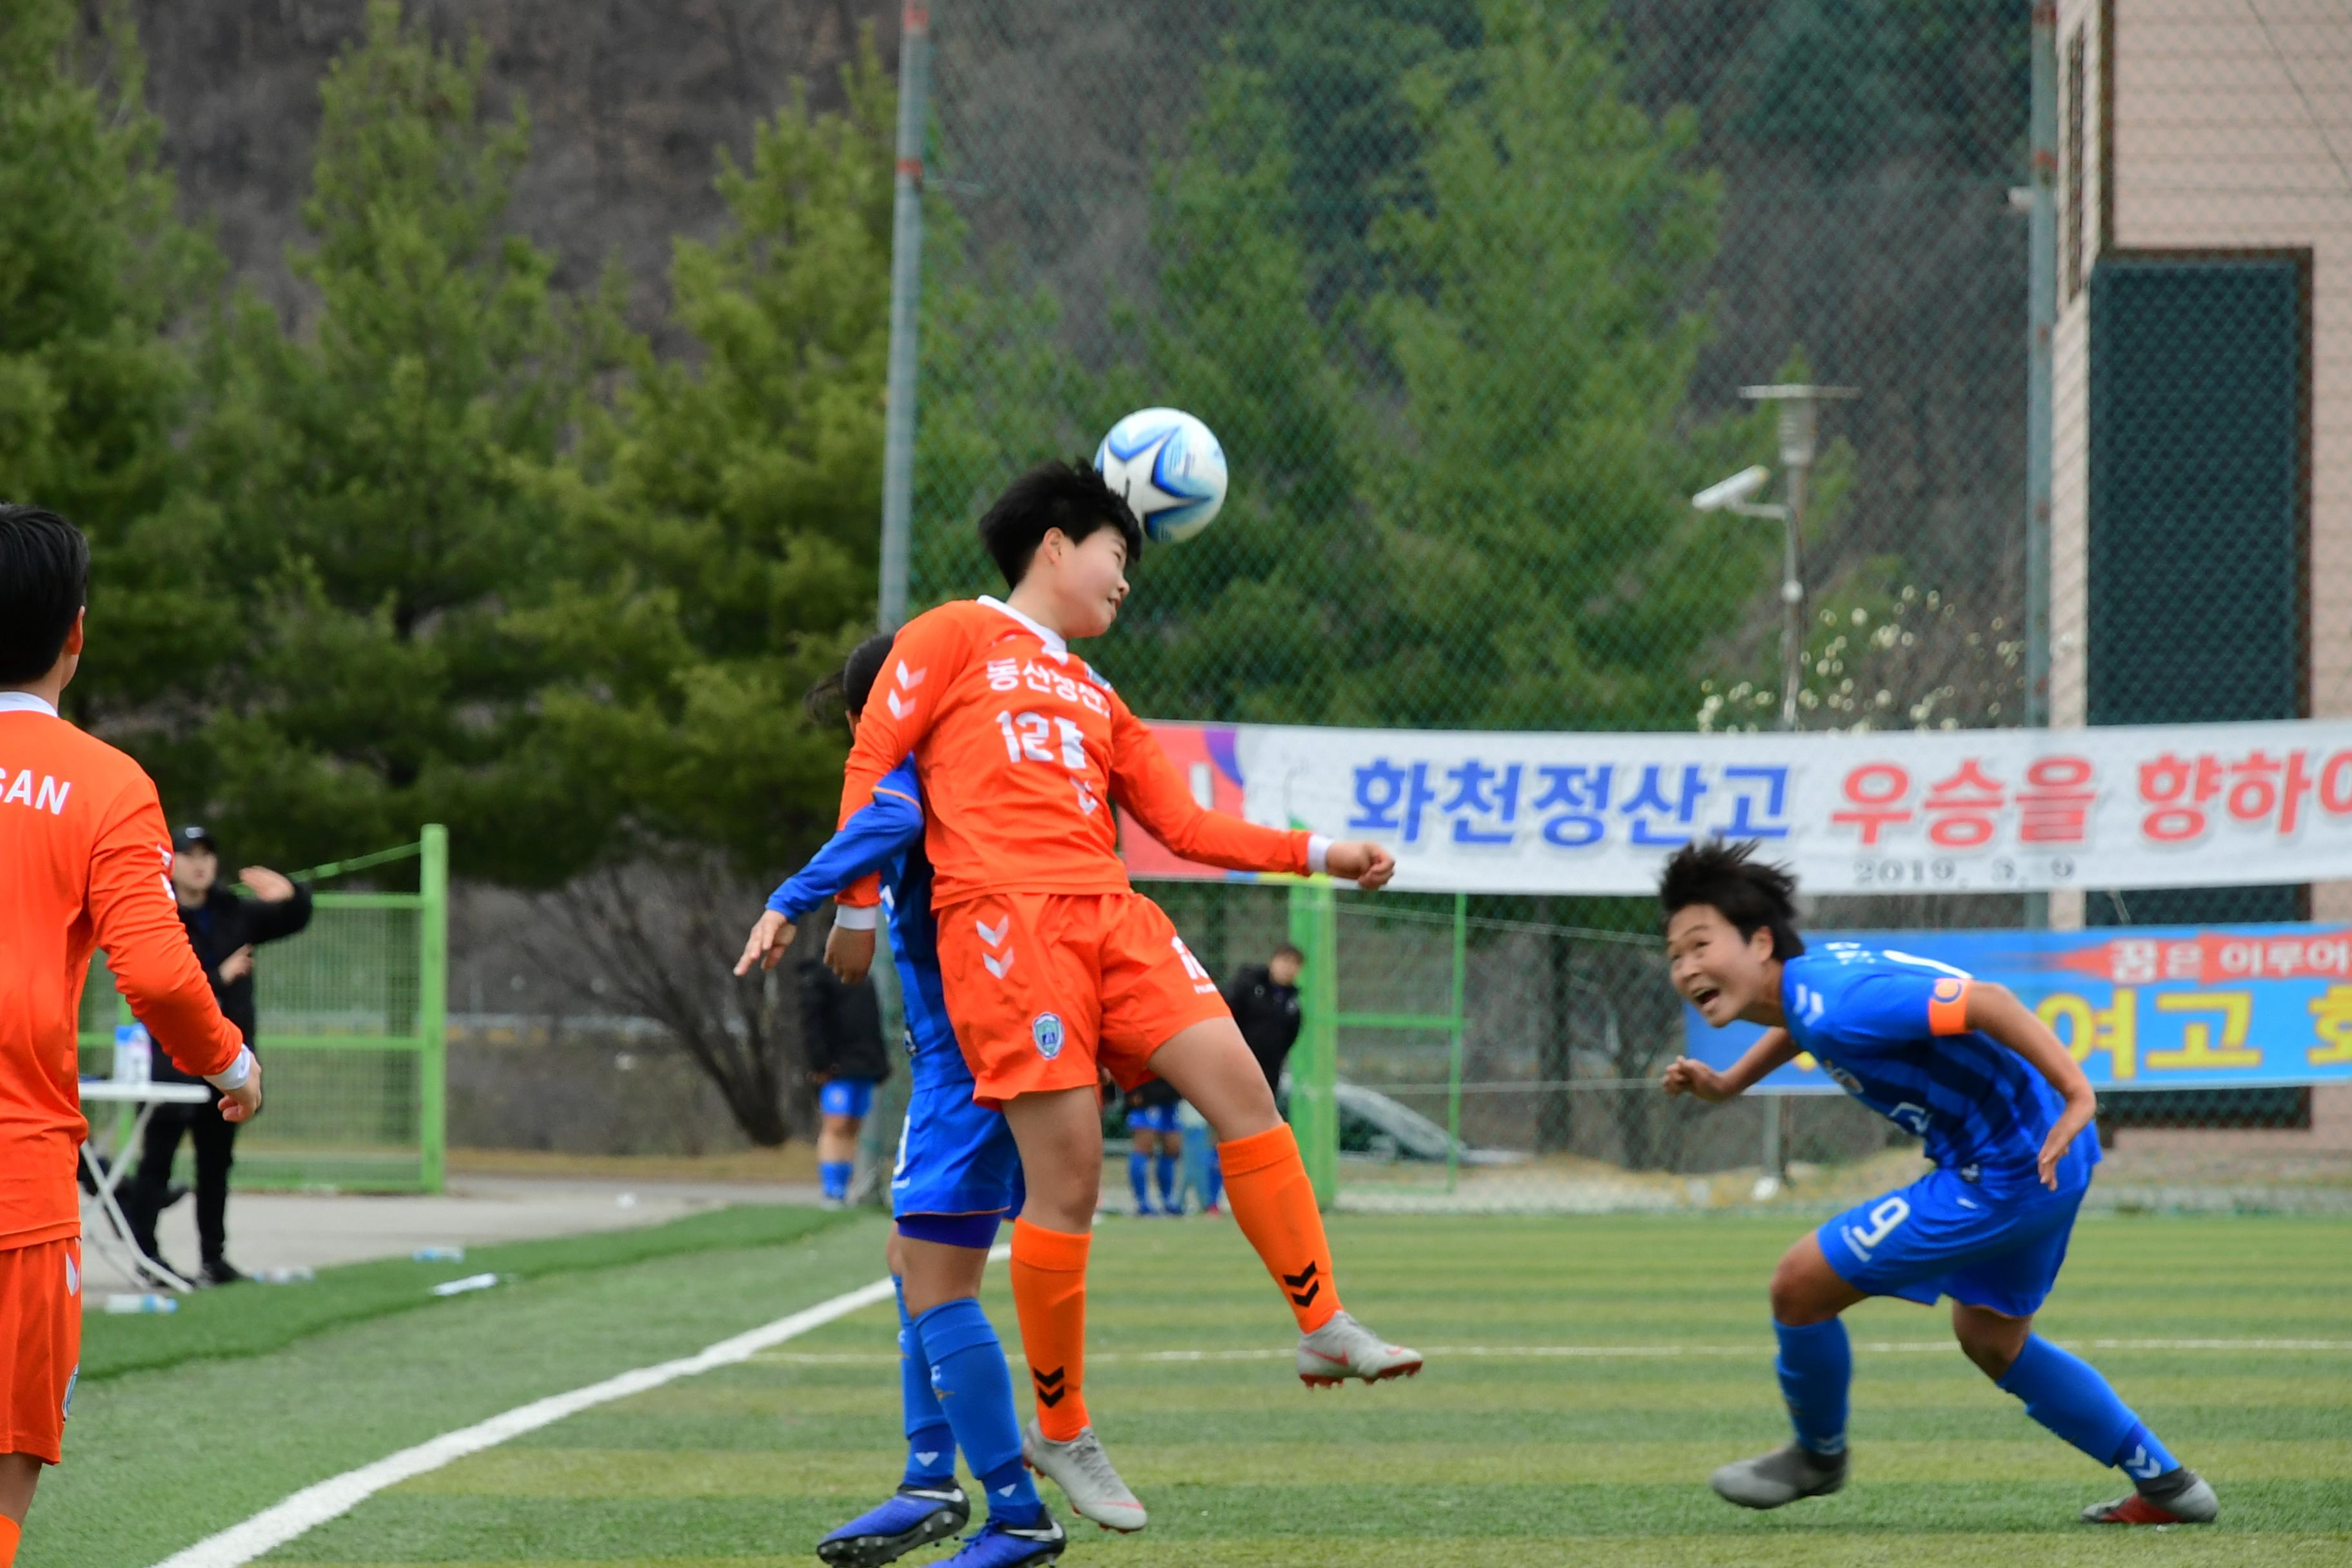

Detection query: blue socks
(1128, 1150), (1154, 1213)
(1998, 1335), (2176, 1476)
(893, 1280), (954, 1489)
(820, 1161), (852, 1201)
(1187, 1126), (1223, 1209)
(1773, 1317), (1852, 1456)
(914, 1297), (1043, 1526)
(1155, 1153), (1179, 1212)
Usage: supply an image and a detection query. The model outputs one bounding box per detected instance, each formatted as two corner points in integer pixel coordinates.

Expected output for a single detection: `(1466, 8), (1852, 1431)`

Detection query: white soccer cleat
(2081, 1470), (2218, 1525)
(1021, 1421), (1146, 1533)
(1295, 1309), (1423, 1387)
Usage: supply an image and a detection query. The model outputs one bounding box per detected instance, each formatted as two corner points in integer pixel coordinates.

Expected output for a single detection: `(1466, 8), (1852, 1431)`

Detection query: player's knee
(1767, 1249), (1839, 1326)
(1952, 1306), (2027, 1378)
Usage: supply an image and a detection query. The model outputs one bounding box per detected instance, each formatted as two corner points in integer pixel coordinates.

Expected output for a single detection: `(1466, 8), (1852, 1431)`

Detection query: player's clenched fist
(1324, 840), (1396, 890)
(734, 910), (798, 977)
(1661, 1056), (1734, 1102)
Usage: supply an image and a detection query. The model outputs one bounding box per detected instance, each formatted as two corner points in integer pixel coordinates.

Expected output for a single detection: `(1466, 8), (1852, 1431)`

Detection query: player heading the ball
(832, 460), (1421, 1458)
(1660, 839), (2213, 1527)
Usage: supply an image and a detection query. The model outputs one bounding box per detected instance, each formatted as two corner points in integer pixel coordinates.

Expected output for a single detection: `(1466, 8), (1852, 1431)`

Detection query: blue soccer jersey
(1780, 943), (2101, 1188)
(769, 761), (960, 1089)
(767, 762), (1021, 1219)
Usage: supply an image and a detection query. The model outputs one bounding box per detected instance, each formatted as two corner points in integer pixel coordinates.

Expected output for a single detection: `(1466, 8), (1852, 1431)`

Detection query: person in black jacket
(1225, 944), (1306, 1093)
(123, 825), (313, 1285)
(799, 946), (892, 1205)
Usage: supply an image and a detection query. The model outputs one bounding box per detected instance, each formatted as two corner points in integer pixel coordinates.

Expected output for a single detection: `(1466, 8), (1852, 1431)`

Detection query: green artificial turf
(81, 1204), (859, 1381)
(39, 1210), (2352, 1568)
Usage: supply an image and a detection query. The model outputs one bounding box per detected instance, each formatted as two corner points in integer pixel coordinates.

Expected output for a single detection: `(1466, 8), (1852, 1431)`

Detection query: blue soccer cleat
(938, 1511), (1066, 1567)
(816, 1483), (968, 1567)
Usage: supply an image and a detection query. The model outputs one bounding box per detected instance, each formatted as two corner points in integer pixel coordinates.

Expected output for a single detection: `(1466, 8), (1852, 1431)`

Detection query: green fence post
(1445, 891), (1467, 1193)
(1288, 881), (1339, 1206)
(418, 824), (448, 1192)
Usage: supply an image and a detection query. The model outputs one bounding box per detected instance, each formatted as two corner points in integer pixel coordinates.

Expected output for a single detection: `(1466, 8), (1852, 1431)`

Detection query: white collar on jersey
(977, 594), (1068, 659)
(0, 691), (59, 718)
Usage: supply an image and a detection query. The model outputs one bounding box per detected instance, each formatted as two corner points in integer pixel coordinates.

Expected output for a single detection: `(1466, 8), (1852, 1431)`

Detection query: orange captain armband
(1927, 975), (1972, 1035)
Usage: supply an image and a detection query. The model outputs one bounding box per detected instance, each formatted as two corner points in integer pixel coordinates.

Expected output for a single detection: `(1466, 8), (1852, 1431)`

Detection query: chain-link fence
(892, 2), (2352, 1210)
(79, 829), (447, 1192)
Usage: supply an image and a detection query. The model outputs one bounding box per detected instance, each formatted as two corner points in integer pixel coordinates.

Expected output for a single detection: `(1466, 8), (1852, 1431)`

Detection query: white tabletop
(79, 1079), (213, 1106)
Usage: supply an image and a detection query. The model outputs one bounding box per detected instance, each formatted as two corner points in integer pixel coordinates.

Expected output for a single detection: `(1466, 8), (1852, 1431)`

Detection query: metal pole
(1288, 883), (1340, 1206)
(1444, 892), (1467, 1195)
(2023, 1), (2059, 930)
(418, 823), (448, 1193)
(876, 2), (932, 631)
(1779, 447), (1808, 734)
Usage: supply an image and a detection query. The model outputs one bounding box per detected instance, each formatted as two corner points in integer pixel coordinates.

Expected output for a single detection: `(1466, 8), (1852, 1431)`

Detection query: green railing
(79, 825), (448, 1193)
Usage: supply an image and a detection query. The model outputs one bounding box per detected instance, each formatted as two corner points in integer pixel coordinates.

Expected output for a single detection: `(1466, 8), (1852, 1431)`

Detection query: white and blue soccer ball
(1093, 407), (1228, 544)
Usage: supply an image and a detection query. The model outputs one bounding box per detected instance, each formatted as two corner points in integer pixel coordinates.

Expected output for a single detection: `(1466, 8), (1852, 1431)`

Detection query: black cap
(174, 825), (219, 856)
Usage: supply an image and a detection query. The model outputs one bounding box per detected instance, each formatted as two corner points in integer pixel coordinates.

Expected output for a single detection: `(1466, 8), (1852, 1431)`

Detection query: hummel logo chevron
(887, 689), (916, 720)
(895, 661), (926, 690)
(916, 1450), (940, 1467)
(985, 949), (1017, 979)
(1283, 1261), (1322, 1309)
(2125, 1444), (2163, 1480)
(976, 916), (1010, 947)
(1031, 1366), (1066, 1407)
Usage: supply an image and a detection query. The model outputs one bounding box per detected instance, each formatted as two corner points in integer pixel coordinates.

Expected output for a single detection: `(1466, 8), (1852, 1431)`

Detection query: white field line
(150, 1244), (1012, 1568)
(759, 1335), (2352, 1367)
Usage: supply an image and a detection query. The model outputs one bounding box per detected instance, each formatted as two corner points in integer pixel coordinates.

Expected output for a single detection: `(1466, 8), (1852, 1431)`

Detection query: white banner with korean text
(1122, 718), (2352, 896)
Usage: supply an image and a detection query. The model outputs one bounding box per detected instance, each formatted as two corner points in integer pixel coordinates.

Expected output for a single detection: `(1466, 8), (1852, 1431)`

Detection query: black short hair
(1272, 943), (1304, 964)
(804, 631), (897, 727)
(975, 459), (1144, 589)
(1658, 839), (1806, 960)
(0, 504), (89, 684)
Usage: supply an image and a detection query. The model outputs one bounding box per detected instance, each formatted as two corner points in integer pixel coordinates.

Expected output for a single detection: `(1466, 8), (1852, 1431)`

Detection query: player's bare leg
(1950, 1300), (2217, 1525)
(0, 1451), (39, 1563)
(1146, 1019), (1421, 1386)
(998, 1088), (1144, 1532)
(1712, 1233), (1865, 1509)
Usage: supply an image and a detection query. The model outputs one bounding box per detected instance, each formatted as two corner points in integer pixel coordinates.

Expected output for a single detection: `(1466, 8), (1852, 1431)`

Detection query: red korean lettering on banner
(1831, 763), (1912, 847)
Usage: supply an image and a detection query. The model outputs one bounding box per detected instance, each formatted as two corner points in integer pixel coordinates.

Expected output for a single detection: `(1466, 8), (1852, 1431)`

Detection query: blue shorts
(818, 1077), (876, 1119)
(892, 1077), (1024, 1222)
(1125, 1105), (1179, 1134)
(1818, 1165), (2089, 1319)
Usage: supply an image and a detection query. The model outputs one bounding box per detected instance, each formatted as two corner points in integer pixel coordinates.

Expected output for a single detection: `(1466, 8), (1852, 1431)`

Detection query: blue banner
(1685, 923), (2352, 1092)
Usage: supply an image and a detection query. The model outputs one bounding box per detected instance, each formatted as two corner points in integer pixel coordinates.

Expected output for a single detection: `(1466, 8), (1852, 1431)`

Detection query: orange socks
(1220, 1123), (1342, 1333)
(1009, 1217), (1092, 1440)
(0, 1512), (19, 1565)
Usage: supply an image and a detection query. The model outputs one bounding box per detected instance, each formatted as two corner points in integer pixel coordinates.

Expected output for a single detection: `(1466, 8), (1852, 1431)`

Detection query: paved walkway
(81, 1173), (824, 1298)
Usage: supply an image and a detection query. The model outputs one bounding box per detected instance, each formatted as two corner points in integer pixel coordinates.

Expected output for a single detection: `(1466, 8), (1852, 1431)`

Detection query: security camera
(1692, 466), (1770, 511)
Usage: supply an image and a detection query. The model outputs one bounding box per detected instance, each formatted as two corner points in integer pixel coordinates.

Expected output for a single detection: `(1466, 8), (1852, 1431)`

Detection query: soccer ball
(1093, 407), (1228, 544)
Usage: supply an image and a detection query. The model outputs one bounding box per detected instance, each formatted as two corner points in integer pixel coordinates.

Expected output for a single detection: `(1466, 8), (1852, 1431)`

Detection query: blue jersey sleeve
(765, 763), (925, 921)
(1814, 965), (1975, 1054)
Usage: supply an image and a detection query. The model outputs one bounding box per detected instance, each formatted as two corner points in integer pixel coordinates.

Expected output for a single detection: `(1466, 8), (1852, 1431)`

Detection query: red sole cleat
(2088, 1495), (2190, 1525)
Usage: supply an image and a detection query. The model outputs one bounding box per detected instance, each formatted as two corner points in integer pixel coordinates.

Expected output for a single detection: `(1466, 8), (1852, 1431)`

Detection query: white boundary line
(152, 1246), (1012, 1568)
(760, 1335), (2352, 1367)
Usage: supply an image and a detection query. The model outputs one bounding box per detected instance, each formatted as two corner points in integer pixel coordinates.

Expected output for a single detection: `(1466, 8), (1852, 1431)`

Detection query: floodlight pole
(1731, 386), (1856, 1188)
(876, 1), (933, 632)
(1738, 385), (1859, 734)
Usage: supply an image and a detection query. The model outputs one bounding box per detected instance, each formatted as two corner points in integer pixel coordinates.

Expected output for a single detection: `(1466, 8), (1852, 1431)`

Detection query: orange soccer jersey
(0, 695), (244, 1252)
(838, 597), (1315, 907)
(836, 598), (1320, 1101)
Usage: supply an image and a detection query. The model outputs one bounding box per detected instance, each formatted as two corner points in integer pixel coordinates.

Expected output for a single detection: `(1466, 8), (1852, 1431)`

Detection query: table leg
(82, 1102), (194, 1294)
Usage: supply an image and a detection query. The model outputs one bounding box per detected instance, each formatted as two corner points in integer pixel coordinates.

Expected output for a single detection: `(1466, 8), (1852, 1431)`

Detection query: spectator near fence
(798, 950), (891, 1204)
(122, 825), (311, 1285)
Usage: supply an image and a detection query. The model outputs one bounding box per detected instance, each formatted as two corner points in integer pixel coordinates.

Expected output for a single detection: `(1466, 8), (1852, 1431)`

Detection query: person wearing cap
(121, 825), (311, 1285)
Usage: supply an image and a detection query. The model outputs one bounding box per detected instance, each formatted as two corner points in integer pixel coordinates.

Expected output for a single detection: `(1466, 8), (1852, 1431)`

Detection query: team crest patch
(1933, 977), (1965, 1003)
(1032, 1012), (1066, 1059)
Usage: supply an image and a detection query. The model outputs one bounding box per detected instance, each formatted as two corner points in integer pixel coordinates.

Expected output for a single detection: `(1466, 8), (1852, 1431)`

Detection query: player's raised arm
(736, 774), (925, 977)
(88, 781), (260, 1120)
(1106, 700), (1394, 888)
(1663, 1026), (1800, 1102)
(1963, 981), (2099, 1190)
(839, 609), (972, 828)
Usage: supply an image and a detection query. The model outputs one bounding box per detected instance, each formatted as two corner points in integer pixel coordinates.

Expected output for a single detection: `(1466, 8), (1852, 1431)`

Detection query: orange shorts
(935, 892), (1231, 1105)
(0, 1238), (81, 1465)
